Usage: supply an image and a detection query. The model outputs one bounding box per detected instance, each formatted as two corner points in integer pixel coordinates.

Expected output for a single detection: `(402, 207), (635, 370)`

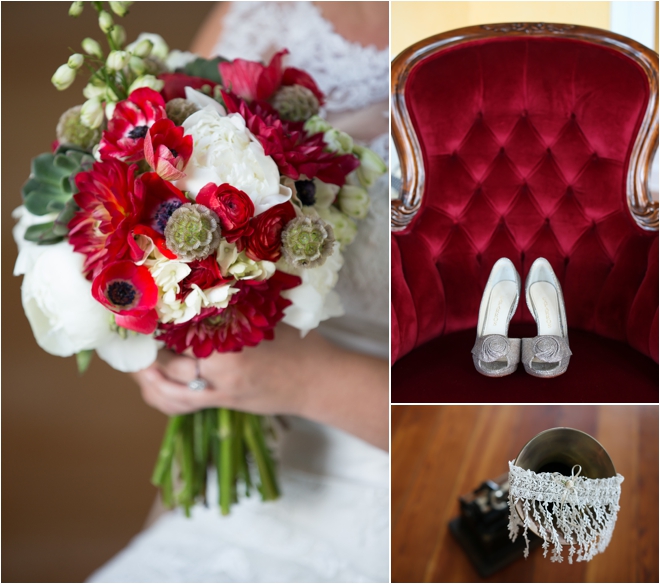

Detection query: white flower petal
(96, 333), (159, 372)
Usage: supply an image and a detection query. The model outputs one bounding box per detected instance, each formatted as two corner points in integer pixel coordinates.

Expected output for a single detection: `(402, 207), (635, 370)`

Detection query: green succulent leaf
(24, 222), (65, 245)
(22, 146), (94, 217)
(182, 56), (226, 84)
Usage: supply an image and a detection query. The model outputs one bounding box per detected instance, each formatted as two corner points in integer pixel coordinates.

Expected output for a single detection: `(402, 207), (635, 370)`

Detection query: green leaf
(24, 222), (64, 245)
(32, 154), (70, 185)
(76, 350), (94, 375)
(182, 56), (226, 84)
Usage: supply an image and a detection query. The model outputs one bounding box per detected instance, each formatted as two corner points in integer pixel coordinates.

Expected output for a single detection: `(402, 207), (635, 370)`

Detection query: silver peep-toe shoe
(472, 258), (521, 377)
(522, 258), (572, 378)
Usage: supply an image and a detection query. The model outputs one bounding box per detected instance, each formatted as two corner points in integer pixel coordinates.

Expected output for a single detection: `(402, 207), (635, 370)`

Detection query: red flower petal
(92, 261), (158, 315)
(157, 270), (301, 355)
(115, 310), (159, 335)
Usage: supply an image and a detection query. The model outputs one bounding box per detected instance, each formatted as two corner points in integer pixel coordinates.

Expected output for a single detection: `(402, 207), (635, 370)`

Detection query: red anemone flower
(92, 261), (159, 334)
(219, 49), (324, 105)
(157, 271), (301, 356)
(222, 92), (359, 186)
(68, 159), (141, 279)
(144, 118), (193, 181)
(196, 183), (255, 244)
(99, 88), (167, 162)
(130, 172), (189, 260)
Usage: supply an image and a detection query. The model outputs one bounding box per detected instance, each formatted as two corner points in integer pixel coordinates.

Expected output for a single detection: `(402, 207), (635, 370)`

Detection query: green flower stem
(232, 412), (244, 503)
(244, 414), (279, 501)
(178, 416), (195, 517)
(218, 408), (234, 515)
(151, 415), (184, 487)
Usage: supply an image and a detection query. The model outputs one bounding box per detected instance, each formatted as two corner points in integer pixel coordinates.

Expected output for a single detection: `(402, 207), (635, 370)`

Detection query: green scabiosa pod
(281, 216), (335, 268)
(164, 203), (221, 261)
(271, 85), (320, 122)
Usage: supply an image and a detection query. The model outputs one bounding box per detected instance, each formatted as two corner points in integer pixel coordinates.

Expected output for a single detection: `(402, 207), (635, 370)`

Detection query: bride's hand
(132, 324), (389, 450)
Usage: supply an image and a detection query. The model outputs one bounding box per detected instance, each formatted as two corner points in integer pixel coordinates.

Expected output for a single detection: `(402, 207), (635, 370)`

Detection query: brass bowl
(513, 427), (616, 543)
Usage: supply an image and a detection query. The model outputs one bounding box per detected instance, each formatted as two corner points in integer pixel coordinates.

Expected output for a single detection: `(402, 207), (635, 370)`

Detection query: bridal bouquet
(14, 2), (386, 515)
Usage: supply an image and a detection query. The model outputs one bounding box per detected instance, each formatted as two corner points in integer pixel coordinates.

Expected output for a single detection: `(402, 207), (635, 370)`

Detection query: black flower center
(295, 180), (316, 206)
(128, 125), (149, 139)
(169, 148), (178, 157)
(107, 281), (137, 307)
(153, 199), (183, 233)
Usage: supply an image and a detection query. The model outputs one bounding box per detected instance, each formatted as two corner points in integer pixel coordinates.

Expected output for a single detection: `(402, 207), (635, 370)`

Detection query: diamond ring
(187, 359), (208, 391)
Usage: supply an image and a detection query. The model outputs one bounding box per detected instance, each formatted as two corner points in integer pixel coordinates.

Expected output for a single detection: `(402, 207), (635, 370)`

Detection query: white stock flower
(217, 241), (275, 281)
(126, 33), (169, 61)
(148, 255), (238, 324)
(176, 108), (291, 215)
(279, 242), (345, 335)
(128, 74), (164, 95)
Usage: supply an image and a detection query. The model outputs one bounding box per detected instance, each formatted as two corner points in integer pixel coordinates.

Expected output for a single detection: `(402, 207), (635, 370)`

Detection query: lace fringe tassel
(507, 461), (624, 563)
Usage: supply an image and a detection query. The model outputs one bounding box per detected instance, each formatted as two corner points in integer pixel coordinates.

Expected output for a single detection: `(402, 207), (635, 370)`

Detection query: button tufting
(522, 110), (528, 118)
(591, 153), (598, 160)
(499, 147), (505, 155)
(570, 112), (576, 120)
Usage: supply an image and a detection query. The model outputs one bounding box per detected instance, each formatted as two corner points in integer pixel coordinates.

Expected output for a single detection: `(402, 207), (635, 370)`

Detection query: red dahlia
(99, 88), (167, 162)
(157, 271), (301, 356)
(68, 159), (141, 279)
(222, 92), (359, 186)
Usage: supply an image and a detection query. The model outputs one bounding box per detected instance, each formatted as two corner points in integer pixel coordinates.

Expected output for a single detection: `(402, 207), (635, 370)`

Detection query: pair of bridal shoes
(472, 258), (571, 378)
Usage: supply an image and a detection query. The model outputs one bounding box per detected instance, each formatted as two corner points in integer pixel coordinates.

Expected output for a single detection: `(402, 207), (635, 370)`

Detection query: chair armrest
(627, 235), (659, 362)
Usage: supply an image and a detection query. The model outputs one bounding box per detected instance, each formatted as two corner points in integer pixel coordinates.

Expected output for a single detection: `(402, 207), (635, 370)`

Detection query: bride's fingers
(155, 351), (198, 385)
(136, 367), (217, 415)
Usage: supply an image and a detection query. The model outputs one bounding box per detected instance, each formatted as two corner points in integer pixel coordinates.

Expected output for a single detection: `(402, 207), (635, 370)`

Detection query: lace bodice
(212, 1), (389, 113)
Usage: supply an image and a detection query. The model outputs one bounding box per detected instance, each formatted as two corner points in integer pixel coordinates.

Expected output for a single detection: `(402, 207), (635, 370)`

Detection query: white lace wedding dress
(89, 3), (390, 583)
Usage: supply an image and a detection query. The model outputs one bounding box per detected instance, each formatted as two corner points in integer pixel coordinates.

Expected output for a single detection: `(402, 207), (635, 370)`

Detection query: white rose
(176, 108), (291, 215)
(19, 243), (158, 372)
(279, 243), (345, 335)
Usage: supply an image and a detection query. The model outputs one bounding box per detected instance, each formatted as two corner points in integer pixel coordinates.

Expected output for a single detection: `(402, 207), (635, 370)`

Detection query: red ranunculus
(92, 261), (159, 334)
(222, 92), (359, 185)
(159, 73), (221, 102)
(219, 49), (324, 105)
(178, 256), (233, 297)
(68, 159), (141, 279)
(157, 271), (301, 356)
(99, 88), (166, 162)
(130, 172), (189, 261)
(144, 118), (193, 181)
(196, 183), (254, 244)
(245, 201), (296, 262)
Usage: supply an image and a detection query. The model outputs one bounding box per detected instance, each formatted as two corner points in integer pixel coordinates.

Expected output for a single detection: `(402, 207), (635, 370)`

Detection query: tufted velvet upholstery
(391, 35), (658, 400)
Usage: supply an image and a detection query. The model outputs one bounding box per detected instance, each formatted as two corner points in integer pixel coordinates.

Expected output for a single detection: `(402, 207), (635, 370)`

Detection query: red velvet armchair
(391, 23), (658, 403)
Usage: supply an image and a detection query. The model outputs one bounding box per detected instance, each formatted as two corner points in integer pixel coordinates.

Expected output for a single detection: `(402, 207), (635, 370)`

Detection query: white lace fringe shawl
(508, 461), (624, 563)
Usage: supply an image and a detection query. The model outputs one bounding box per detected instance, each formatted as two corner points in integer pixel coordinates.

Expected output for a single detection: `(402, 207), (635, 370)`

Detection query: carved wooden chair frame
(391, 23), (659, 232)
